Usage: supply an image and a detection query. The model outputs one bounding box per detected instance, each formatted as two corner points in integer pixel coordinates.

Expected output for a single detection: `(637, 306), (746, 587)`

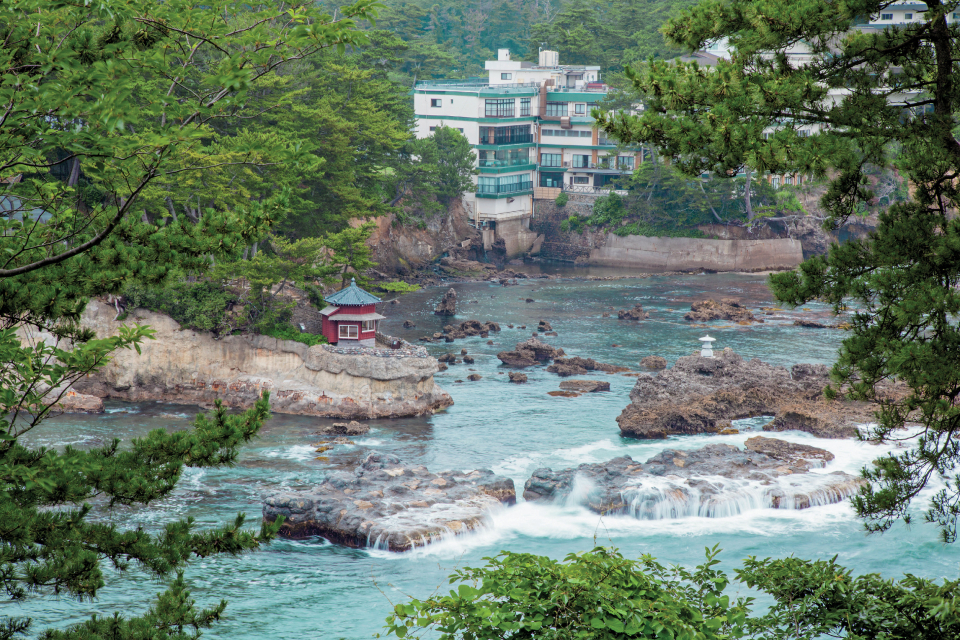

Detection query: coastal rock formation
(434, 288), (457, 316)
(496, 338), (565, 368)
(615, 349), (871, 439)
(618, 304), (649, 321)
(441, 319), (500, 340)
(640, 356), (667, 370)
(684, 299), (758, 323)
(263, 453), (515, 551)
(523, 437), (863, 517)
(763, 404), (863, 439)
(39, 301), (453, 419)
(508, 372), (527, 383)
(559, 380), (610, 393)
(46, 389), (105, 414)
(537, 320), (553, 332)
(547, 356), (629, 377)
(317, 421), (369, 436)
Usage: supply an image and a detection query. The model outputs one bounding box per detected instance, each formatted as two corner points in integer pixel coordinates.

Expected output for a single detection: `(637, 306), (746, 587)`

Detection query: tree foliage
(599, 0), (960, 540)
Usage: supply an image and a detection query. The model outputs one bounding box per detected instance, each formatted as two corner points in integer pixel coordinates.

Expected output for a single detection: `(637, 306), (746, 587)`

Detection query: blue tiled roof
(323, 278), (381, 306)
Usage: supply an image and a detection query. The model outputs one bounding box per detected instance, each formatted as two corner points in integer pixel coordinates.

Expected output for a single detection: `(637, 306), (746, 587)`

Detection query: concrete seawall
(587, 234), (804, 272)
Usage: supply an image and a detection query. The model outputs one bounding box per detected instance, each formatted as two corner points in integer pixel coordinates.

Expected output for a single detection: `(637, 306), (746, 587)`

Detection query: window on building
(520, 98), (531, 116)
(485, 98), (515, 117)
(545, 101), (567, 117)
(954, 13), (959, 19)
(479, 125), (531, 144)
(580, 130), (592, 138)
(798, 129), (810, 137)
(501, 73), (512, 80)
(905, 13), (913, 19)
(339, 324), (359, 339)
(540, 172), (563, 188)
(618, 156), (635, 170)
(479, 148), (530, 168)
(430, 98), (441, 107)
(361, 320), (377, 332)
(572, 155), (591, 169)
(881, 13), (893, 20)
(542, 129), (554, 136)
(772, 176), (781, 189)
(573, 176), (590, 185)
(477, 174), (532, 194)
(429, 126), (437, 132)
(575, 103), (586, 115)
(458, 128), (464, 133)
(540, 153), (561, 167)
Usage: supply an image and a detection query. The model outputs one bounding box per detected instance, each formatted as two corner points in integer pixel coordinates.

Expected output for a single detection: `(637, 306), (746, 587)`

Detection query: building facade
(320, 278), (384, 347)
(414, 49), (640, 256)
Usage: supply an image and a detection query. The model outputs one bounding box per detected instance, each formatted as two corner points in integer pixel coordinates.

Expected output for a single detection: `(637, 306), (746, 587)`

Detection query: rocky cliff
(23, 301), (453, 419)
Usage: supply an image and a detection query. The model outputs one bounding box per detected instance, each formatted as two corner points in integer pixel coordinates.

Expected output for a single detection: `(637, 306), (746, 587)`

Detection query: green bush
(123, 281), (235, 334)
(554, 191), (568, 207)
(614, 222), (705, 238)
(260, 325), (327, 346)
(590, 192), (626, 226)
(376, 281), (421, 294)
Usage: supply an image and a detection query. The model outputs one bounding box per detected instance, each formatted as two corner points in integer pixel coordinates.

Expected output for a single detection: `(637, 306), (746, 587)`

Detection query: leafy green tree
(325, 222), (379, 287)
(383, 545), (751, 639)
(0, 1), (371, 636)
(599, 0), (960, 540)
(432, 127), (478, 206)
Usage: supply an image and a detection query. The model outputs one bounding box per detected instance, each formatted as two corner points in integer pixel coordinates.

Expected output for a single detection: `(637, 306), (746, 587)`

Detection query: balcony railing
(478, 157), (532, 168)
(479, 133), (534, 145)
(477, 179), (533, 195)
(563, 184), (629, 195)
(564, 160), (635, 171)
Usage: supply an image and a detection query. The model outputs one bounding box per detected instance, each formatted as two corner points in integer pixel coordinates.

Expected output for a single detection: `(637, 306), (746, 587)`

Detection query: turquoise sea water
(16, 271), (960, 638)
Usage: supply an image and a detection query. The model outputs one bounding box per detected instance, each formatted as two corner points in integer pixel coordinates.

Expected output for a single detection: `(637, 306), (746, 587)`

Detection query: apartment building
(414, 49), (640, 256)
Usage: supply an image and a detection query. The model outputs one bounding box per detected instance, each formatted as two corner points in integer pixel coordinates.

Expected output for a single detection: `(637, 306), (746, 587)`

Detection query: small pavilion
(320, 278), (384, 347)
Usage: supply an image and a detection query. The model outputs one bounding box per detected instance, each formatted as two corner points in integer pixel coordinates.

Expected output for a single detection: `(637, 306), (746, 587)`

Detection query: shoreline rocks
(559, 380), (610, 393)
(618, 304), (649, 321)
(523, 436), (863, 517)
(497, 337), (565, 368)
(263, 453), (515, 552)
(640, 356), (667, 370)
(40, 302), (453, 420)
(547, 356), (629, 377)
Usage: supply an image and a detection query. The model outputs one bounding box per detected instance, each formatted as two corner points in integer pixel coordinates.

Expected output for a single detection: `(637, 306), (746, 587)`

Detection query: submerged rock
(317, 421), (369, 436)
(45, 389), (105, 414)
(497, 338), (565, 368)
(264, 453), (515, 552)
(547, 356), (629, 376)
(523, 437), (862, 517)
(684, 299), (758, 323)
(434, 288), (457, 316)
(508, 372), (528, 383)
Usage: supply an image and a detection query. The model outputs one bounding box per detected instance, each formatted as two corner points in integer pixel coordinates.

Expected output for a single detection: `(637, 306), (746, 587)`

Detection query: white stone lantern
(699, 335), (716, 358)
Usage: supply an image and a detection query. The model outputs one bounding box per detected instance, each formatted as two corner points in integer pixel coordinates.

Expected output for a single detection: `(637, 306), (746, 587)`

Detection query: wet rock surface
(264, 453), (516, 552)
(547, 356), (629, 376)
(523, 437), (862, 517)
(559, 380), (610, 393)
(684, 299), (758, 323)
(317, 421), (370, 436)
(616, 349), (869, 439)
(434, 288), (457, 316)
(618, 304), (650, 321)
(640, 356), (667, 370)
(497, 337), (565, 368)
(508, 372), (528, 383)
(46, 389), (105, 414)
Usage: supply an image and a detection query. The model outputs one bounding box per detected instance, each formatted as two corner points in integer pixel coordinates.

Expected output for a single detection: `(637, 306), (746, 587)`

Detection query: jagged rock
(439, 257), (497, 274)
(525, 298), (534, 303)
(544, 331), (558, 337)
(616, 349), (877, 439)
(559, 380), (610, 393)
(403, 320), (416, 328)
(764, 404), (862, 439)
(617, 304), (649, 321)
(523, 438), (862, 517)
(546, 363), (588, 377)
(508, 372), (527, 383)
(537, 320), (553, 332)
(467, 374), (482, 381)
(684, 299), (758, 323)
(463, 356), (475, 364)
(549, 356), (629, 374)
(438, 363), (448, 372)
(45, 390), (105, 414)
(602, 313), (610, 318)
(640, 356), (667, 370)
(437, 353), (455, 363)
(317, 420), (369, 436)
(461, 349), (468, 355)
(548, 390), (580, 398)
(434, 288), (457, 316)
(514, 338), (565, 361)
(264, 453), (515, 551)
(497, 351), (539, 368)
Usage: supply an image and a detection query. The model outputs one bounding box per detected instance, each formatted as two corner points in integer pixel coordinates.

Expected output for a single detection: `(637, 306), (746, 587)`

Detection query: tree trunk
(67, 157), (81, 187)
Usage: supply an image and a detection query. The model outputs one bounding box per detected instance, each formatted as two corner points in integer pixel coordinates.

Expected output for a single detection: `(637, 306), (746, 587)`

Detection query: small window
(457, 128), (464, 133)
(542, 129), (554, 136)
(339, 324), (359, 339)
(905, 13), (912, 19)
(501, 73), (512, 80)
(772, 176), (781, 189)
(573, 176), (590, 185)
(429, 126), (437, 132)
(575, 103), (586, 115)
(540, 153), (562, 167)
(361, 320), (377, 332)
(580, 130), (592, 138)
(520, 98), (530, 116)
(450, 99), (454, 104)
(880, 13), (893, 20)
(430, 99), (441, 107)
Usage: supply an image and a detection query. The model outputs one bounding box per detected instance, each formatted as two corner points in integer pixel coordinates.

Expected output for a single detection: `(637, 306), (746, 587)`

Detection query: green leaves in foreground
(384, 546), (960, 640)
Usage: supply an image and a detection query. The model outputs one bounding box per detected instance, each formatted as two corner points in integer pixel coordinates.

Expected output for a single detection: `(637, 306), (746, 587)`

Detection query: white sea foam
(262, 445), (318, 461)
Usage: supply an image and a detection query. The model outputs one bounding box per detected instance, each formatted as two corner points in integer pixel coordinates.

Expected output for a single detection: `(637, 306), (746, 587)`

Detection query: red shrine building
(320, 278), (385, 347)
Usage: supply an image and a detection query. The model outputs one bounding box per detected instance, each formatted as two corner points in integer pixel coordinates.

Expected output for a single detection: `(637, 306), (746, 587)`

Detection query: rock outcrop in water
(32, 301), (453, 419)
(434, 288), (457, 315)
(523, 436), (863, 517)
(496, 337), (565, 367)
(618, 304), (649, 321)
(684, 299), (758, 323)
(263, 453), (515, 551)
(616, 349), (875, 439)
(547, 356), (630, 376)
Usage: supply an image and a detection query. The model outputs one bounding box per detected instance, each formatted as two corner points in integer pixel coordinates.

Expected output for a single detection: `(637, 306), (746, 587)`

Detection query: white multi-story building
(414, 49), (641, 256)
